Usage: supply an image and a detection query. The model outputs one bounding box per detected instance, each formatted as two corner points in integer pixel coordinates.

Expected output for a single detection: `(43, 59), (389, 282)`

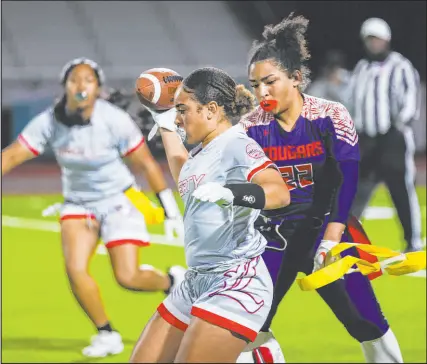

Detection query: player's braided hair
(183, 67), (255, 119)
(248, 13), (311, 91)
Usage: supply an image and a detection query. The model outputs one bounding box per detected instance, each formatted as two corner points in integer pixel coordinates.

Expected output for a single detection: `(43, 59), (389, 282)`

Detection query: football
(135, 68), (183, 111)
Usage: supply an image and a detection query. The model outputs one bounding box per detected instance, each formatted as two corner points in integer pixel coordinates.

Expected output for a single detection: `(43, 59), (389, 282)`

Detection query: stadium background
(1, 1), (426, 363)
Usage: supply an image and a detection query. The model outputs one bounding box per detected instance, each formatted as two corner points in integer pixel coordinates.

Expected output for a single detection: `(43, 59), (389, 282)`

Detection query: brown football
(135, 68), (183, 111)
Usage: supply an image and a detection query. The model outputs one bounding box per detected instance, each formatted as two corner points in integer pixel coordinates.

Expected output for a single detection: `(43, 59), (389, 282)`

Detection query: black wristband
(224, 183), (266, 209)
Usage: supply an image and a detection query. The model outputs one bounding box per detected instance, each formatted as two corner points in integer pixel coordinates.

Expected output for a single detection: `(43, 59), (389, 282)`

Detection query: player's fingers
(192, 190), (205, 200)
(164, 220), (174, 241)
(193, 186), (209, 197)
(198, 194), (210, 202)
(208, 193), (220, 202)
(147, 124), (159, 141)
(175, 223), (185, 239)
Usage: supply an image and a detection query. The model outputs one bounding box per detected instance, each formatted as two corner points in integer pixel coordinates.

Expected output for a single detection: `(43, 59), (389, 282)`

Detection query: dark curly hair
(248, 13), (312, 91)
(182, 67), (255, 119)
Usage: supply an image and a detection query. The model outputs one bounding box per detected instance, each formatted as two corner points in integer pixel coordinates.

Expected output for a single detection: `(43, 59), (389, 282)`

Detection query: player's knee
(114, 267), (142, 290)
(115, 271), (136, 289)
(344, 318), (384, 342)
(65, 262), (89, 284)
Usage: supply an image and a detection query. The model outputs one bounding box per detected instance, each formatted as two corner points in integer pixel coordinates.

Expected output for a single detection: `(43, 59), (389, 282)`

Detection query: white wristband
(158, 188), (180, 219)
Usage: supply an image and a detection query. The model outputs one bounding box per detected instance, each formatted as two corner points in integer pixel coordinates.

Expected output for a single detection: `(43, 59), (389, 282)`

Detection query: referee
(347, 17), (423, 252)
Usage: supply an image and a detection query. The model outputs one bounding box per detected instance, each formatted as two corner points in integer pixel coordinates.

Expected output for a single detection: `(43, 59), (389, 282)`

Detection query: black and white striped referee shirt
(347, 51), (420, 137)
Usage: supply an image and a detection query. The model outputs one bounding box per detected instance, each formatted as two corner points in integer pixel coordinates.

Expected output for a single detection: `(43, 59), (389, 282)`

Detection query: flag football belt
(124, 187), (165, 225)
(297, 243), (426, 291)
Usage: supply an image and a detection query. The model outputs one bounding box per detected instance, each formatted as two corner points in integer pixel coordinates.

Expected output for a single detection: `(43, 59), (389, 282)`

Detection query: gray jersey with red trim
(178, 124), (276, 268)
(18, 99), (143, 202)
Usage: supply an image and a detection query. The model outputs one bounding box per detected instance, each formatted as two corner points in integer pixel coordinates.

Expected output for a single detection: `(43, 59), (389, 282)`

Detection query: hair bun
(231, 84), (255, 117)
(262, 12), (310, 62)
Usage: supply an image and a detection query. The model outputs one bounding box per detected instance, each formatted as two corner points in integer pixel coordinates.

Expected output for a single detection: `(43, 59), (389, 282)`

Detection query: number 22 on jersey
(278, 163), (314, 191)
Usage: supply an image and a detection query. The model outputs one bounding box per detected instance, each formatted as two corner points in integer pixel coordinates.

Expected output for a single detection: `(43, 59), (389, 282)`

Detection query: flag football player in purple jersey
(130, 67), (291, 363)
(237, 14), (403, 363)
(1, 58), (186, 358)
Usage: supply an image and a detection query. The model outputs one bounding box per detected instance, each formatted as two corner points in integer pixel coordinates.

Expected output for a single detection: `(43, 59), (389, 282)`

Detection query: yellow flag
(124, 187), (165, 225)
(297, 243), (426, 291)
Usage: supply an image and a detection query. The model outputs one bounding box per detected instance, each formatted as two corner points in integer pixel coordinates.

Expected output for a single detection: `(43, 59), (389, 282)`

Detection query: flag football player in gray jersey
(130, 67), (291, 363)
(1, 58), (186, 358)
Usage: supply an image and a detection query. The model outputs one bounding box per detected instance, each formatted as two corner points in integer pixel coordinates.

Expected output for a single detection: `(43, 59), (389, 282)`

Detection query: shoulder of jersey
(98, 99), (132, 118)
(239, 105), (275, 130)
(303, 94), (357, 146)
(38, 106), (56, 123)
(390, 51), (413, 67)
(302, 94), (347, 121)
(98, 99), (128, 115)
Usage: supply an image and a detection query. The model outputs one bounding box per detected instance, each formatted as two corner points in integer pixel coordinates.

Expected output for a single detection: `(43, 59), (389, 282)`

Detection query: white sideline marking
(363, 206), (426, 220)
(2, 215), (184, 250)
(3, 216), (425, 278)
(363, 207), (395, 220)
(406, 270), (426, 278)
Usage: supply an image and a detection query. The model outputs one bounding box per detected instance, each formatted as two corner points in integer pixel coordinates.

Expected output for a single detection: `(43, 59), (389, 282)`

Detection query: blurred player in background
(347, 18), (423, 253)
(1, 58), (186, 358)
(306, 50), (350, 103)
(237, 14), (403, 363)
(130, 67), (290, 363)
(103, 88), (183, 240)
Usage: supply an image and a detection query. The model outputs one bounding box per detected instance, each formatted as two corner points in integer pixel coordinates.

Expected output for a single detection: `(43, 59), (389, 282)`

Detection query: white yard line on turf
(363, 206), (426, 220)
(406, 270), (427, 278)
(3, 216), (426, 278)
(2, 215), (184, 248)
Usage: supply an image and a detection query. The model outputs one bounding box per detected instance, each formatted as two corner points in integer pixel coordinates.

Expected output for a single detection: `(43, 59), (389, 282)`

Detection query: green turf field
(2, 186), (426, 363)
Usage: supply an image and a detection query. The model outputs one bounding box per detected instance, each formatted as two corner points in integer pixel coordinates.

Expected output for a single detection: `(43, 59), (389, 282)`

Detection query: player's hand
(313, 239), (339, 273)
(164, 216), (185, 241)
(41, 203), (63, 217)
(145, 108), (177, 141)
(192, 182), (234, 208)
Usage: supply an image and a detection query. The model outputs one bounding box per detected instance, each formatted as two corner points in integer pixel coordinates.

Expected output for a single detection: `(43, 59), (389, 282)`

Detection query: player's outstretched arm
(1, 141), (37, 176)
(125, 142), (169, 193)
(159, 128), (188, 185)
(145, 107), (189, 185)
(125, 141), (183, 237)
(313, 104), (360, 272)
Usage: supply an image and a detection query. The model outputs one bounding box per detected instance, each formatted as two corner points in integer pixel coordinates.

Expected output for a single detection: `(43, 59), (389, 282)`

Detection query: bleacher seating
(2, 1), (252, 81)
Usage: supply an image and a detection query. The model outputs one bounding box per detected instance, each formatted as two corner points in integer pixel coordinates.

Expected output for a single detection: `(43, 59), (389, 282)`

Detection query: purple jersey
(241, 94), (360, 219)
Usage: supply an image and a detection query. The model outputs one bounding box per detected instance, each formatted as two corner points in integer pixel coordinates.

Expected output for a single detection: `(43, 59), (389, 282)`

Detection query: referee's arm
(396, 59), (420, 125)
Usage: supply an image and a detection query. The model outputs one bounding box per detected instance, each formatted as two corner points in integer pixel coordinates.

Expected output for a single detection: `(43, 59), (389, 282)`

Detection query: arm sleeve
(115, 112), (145, 157)
(17, 110), (53, 155)
(224, 136), (277, 183)
(325, 103), (360, 223)
(329, 160), (359, 224)
(396, 59), (420, 124)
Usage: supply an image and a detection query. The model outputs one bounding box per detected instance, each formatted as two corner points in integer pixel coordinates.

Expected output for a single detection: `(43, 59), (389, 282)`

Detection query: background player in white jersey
(130, 67), (291, 363)
(1, 58), (186, 358)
